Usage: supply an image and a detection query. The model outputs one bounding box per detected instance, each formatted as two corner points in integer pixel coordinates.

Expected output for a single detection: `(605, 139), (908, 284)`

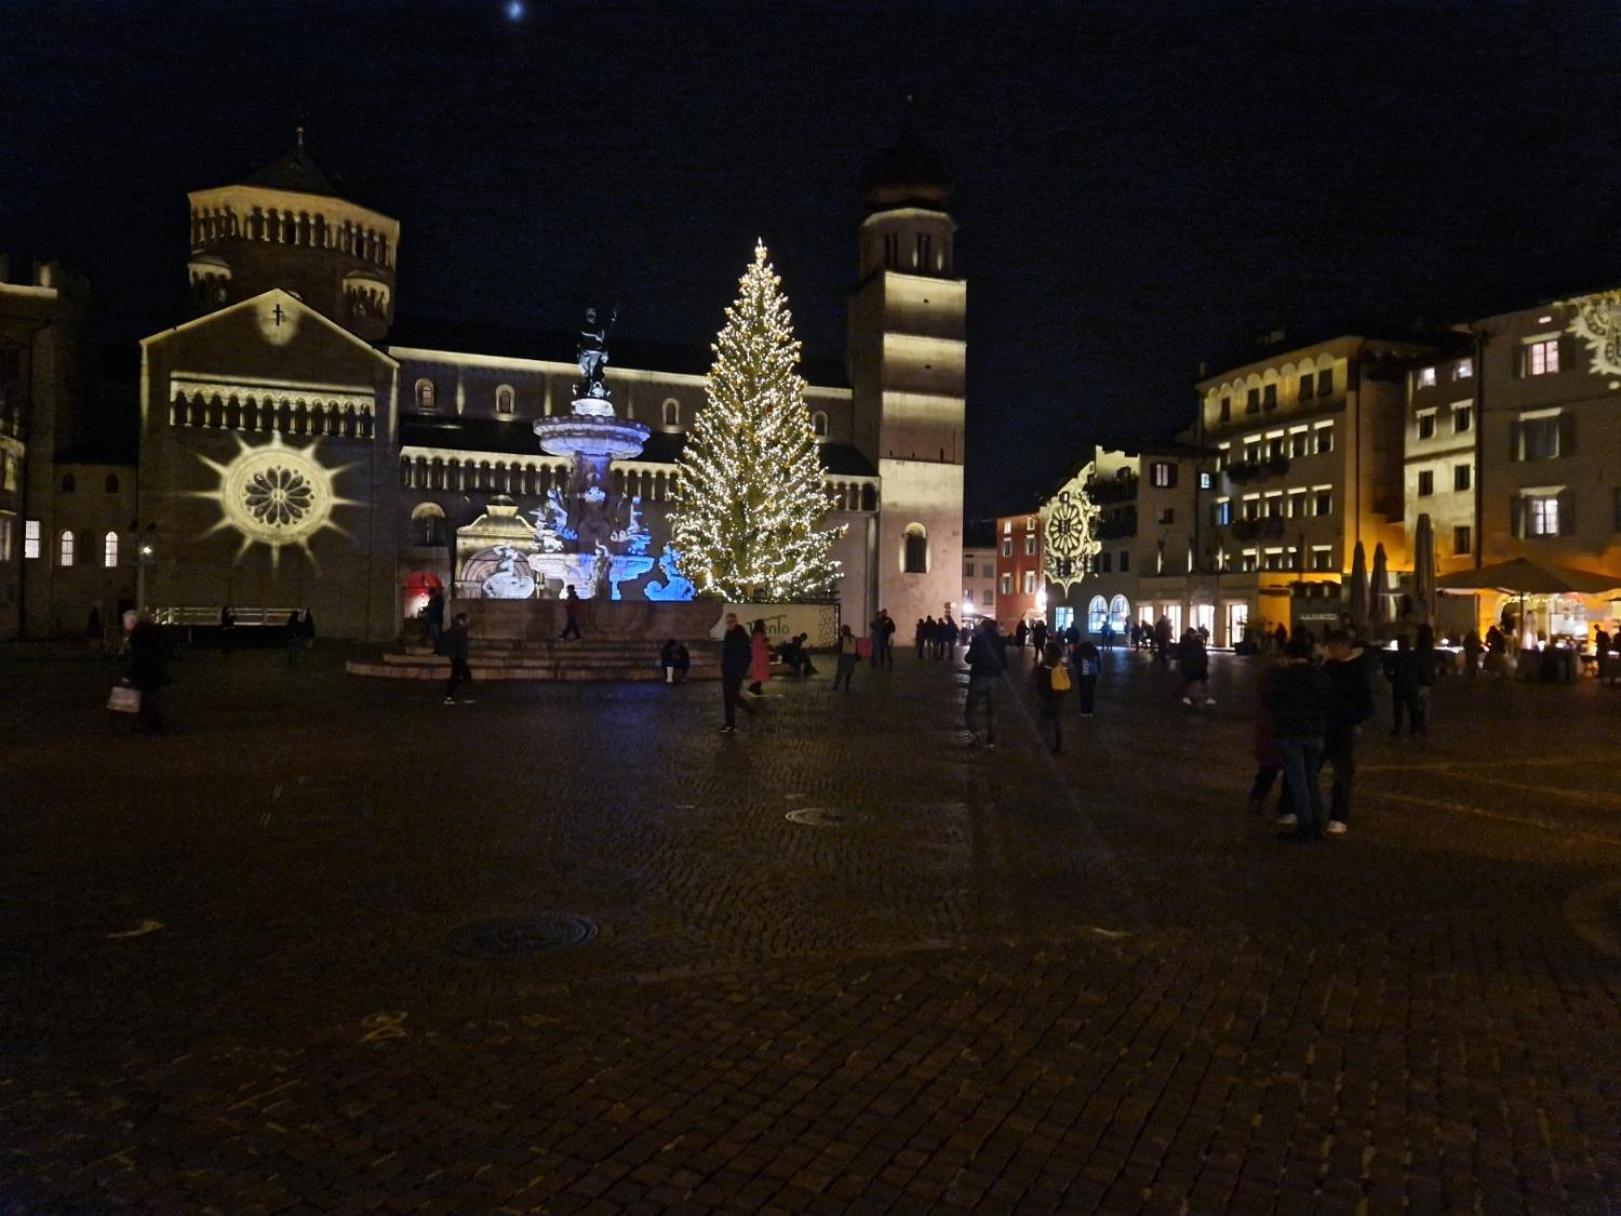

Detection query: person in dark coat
(285, 610), (302, 668)
(127, 614), (170, 734)
(719, 612), (754, 733)
(1072, 637), (1100, 716)
(1386, 635), (1425, 735)
(1266, 637), (1332, 840)
(963, 618), (1007, 746)
(1153, 615), (1173, 666)
(1014, 619), (1028, 654)
(660, 638), (690, 684)
(1034, 641), (1070, 754)
(1321, 630), (1374, 834)
(833, 624), (861, 691)
(1462, 628), (1482, 678)
(425, 588), (446, 654)
(1030, 619), (1048, 661)
(443, 612), (473, 705)
(560, 586), (582, 640)
(1178, 628), (1213, 706)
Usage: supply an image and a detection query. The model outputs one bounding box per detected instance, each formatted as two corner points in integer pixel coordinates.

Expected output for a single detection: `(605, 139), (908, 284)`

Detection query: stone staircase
(346, 637), (721, 683)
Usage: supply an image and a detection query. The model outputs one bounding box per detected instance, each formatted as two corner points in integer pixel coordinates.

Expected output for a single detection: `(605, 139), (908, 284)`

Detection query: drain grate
(448, 913), (598, 958)
(785, 807), (862, 827)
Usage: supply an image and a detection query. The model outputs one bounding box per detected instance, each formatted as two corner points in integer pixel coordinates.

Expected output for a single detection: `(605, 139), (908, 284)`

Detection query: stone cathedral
(123, 133), (967, 639)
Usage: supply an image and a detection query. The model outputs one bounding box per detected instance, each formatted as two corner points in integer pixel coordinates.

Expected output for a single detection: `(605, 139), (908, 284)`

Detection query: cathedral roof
(860, 129), (952, 210)
(242, 134), (341, 198)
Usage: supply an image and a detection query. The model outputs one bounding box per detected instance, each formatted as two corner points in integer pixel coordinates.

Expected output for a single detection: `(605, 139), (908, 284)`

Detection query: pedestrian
(1320, 629), (1374, 835)
(1031, 618), (1048, 660)
(660, 638), (690, 683)
(1014, 619), (1028, 653)
(300, 607), (317, 651)
(1072, 636), (1100, 716)
(559, 586), (582, 639)
(1064, 621), (1080, 653)
(1034, 641), (1070, 754)
(443, 611), (473, 704)
(964, 617), (1006, 746)
(1178, 627), (1215, 706)
(870, 613), (885, 667)
(285, 609), (302, 667)
(1267, 636), (1332, 841)
(832, 624), (860, 691)
(219, 604), (236, 658)
(1386, 635), (1425, 736)
(126, 612), (170, 735)
(942, 613), (959, 658)
(425, 587), (446, 654)
(879, 610), (896, 667)
(1462, 628), (1482, 678)
(718, 611), (754, 733)
(914, 617), (928, 660)
(1154, 615), (1173, 666)
(1273, 622), (1289, 654)
(1248, 657), (1290, 817)
(747, 618), (771, 696)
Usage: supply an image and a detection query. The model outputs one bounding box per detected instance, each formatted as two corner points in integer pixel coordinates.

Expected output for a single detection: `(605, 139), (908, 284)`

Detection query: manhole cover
(785, 807), (861, 827)
(448, 913), (598, 958)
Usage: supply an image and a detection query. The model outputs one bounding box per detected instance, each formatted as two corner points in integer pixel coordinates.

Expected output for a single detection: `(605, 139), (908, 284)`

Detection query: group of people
(914, 614), (959, 660)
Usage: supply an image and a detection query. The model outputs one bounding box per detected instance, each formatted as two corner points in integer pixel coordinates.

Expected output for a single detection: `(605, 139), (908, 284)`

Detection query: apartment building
(1196, 333), (1429, 643)
(961, 524), (997, 623)
(993, 511), (1043, 629)
(1403, 341), (1480, 585)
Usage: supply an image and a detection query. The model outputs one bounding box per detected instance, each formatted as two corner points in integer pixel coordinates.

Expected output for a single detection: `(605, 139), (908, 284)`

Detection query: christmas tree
(670, 242), (841, 601)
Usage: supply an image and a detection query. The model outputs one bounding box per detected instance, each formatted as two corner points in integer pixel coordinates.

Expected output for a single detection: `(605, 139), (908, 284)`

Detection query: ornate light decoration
(190, 432), (360, 569)
(1562, 291), (1621, 383)
(1039, 461), (1103, 596)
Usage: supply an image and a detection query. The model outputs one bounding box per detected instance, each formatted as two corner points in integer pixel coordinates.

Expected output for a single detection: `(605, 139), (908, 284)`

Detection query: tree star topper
(1040, 462), (1103, 595)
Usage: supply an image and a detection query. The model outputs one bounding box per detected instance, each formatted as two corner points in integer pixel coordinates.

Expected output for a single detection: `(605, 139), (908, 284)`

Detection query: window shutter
(1559, 335), (1575, 373)
(1559, 490), (1576, 536)
(1508, 495), (1522, 539)
(1557, 413), (1577, 457)
(1510, 344), (1524, 378)
(1508, 420), (1522, 462)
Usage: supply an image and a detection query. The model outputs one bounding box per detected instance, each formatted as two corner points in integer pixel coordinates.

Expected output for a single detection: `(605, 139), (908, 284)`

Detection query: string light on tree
(1039, 461), (1103, 596)
(669, 241), (841, 601)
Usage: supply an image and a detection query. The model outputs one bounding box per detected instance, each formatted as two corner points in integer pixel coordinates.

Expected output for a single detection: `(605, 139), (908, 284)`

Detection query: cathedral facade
(117, 134), (966, 639)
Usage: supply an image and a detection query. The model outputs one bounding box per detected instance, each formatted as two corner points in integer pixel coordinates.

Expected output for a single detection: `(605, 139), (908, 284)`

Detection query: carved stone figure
(575, 307), (615, 399)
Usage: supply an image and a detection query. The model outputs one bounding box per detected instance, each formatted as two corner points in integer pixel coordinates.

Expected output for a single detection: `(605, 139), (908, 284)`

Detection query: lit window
(1000, 573), (1012, 595)
(1454, 405), (1472, 434)
(58, 530), (74, 567)
(1453, 464), (1471, 492)
(1310, 546), (1333, 572)
(1526, 338), (1559, 376)
(1149, 461), (1176, 488)
(903, 524), (927, 574)
(1241, 550), (1258, 573)
(1315, 424), (1334, 455)
(496, 385), (515, 415)
(1022, 571), (1035, 594)
(103, 531), (118, 567)
(24, 519), (40, 559)
(811, 410), (828, 438)
(1001, 538), (1012, 557)
(1213, 500), (1231, 526)
(0, 517), (10, 561)
(1526, 494), (1560, 536)
(1454, 358), (1473, 380)
(1453, 525), (1471, 556)
(415, 379), (435, 410)
(1417, 411), (1436, 440)
(1198, 471), (1212, 490)
(1418, 470), (1434, 497)
(1417, 367), (1436, 388)
(1002, 519), (1012, 534)
(1024, 535), (1036, 556)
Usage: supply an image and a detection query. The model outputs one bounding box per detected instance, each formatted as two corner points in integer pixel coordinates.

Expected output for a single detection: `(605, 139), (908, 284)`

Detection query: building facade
(961, 540), (995, 624)
(993, 512), (1043, 630)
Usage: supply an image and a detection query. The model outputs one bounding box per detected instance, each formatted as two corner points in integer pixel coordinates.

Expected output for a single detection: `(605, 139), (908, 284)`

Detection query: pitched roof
(243, 139), (340, 199)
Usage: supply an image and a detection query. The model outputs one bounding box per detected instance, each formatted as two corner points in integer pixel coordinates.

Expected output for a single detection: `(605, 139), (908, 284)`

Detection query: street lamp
(135, 526), (157, 617)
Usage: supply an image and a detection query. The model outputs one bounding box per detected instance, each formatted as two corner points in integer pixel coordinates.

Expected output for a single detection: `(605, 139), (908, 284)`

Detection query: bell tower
(848, 128), (966, 628)
(183, 130), (399, 342)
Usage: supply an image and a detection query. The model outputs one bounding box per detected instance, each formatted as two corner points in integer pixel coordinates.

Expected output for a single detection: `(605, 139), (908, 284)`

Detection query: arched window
(1087, 595), (1108, 635)
(662, 398), (680, 427)
(103, 531), (119, 568)
(410, 502), (446, 547)
(58, 530), (75, 567)
(104, 473), (119, 494)
(61, 473), (76, 493)
(1109, 594), (1130, 631)
(496, 385), (515, 415)
(811, 410), (828, 438)
(415, 379), (435, 411)
(903, 523), (928, 574)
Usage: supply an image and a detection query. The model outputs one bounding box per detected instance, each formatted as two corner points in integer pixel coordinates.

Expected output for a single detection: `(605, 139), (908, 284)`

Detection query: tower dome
(860, 130), (951, 212)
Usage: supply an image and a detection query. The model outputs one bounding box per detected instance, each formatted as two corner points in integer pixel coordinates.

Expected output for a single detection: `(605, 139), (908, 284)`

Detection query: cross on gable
(271, 303), (287, 326)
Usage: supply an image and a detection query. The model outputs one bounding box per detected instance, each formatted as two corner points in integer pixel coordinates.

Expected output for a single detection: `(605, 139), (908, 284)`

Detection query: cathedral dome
(861, 132), (951, 211)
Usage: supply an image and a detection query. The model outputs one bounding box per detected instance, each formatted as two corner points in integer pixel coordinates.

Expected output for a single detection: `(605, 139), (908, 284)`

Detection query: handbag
(107, 682), (142, 714)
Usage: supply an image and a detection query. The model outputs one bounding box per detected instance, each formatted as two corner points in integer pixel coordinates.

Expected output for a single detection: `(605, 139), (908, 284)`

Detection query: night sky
(6, 1), (1621, 519)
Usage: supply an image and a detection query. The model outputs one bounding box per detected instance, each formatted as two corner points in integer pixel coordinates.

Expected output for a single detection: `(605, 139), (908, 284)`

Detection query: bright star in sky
(505, 0), (524, 20)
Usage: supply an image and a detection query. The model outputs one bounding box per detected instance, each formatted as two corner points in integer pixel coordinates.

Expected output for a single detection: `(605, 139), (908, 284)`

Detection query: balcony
(1087, 474), (1138, 504)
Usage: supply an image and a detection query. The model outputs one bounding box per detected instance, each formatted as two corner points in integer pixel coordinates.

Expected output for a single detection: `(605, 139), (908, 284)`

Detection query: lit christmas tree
(670, 241), (841, 601)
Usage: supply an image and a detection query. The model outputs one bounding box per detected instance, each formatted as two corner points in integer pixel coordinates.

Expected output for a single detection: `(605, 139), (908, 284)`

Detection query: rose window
(243, 466), (315, 528)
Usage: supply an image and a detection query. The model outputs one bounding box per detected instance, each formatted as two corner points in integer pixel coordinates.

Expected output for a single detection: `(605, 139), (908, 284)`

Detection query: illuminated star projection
(1562, 291), (1621, 385)
(190, 432), (360, 569)
(1039, 461), (1103, 596)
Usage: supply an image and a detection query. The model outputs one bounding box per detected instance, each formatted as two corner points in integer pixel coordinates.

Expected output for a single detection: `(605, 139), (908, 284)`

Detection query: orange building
(993, 511), (1043, 629)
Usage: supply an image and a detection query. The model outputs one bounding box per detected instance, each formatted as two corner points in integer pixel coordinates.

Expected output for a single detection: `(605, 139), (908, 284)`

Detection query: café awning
(1435, 557), (1621, 597)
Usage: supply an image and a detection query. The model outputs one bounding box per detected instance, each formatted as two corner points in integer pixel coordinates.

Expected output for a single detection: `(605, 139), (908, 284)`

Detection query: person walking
(1320, 629), (1373, 834)
(1267, 637), (1332, 840)
(964, 618), (1007, 746)
(559, 586), (583, 640)
(1178, 627), (1214, 706)
(219, 605), (236, 658)
(1034, 640), (1071, 754)
(1072, 636), (1100, 716)
(126, 612), (170, 735)
(719, 612), (754, 734)
(833, 624), (860, 691)
(443, 612), (474, 705)
(1153, 615), (1173, 666)
(747, 619), (771, 696)
(1014, 619), (1028, 654)
(942, 613), (959, 659)
(284, 609), (302, 668)
(1030, 618), (1048, 662)
(1386, 635), (1425, 735)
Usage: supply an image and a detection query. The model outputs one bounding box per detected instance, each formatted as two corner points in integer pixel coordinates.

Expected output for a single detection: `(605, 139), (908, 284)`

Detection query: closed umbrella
(1370, 543), (1390, 627)
(1347, 541), (1368, 629)
(1413, 514), (1435, 626)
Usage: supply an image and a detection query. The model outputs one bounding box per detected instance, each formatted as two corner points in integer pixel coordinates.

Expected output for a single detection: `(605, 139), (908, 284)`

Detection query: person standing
(285, 609), (302, 668)
(1072, 636), (1100, 717)
(913, 618), (927, 660)
(1031, 618), (1048, 662)
(1320, 629), (1373, 835)
(1153, 615), (1173, 666)
(964, 618), (1007, 746)
(747, 619), (771, 696)
(127, 612), (170, 735)
(879, 610), (896, 667)
(1387, 635), (1424, 736)
(559, 586), (582, 640)
(1034, 640), (1071, 754)
(425, 587), (446, 654)
(443, 612), (473, 705)
(1462, 628), (1482, 679)
(1014, 619), (1028, 654)
(719, 612), (754, 733)
(219, 605), (236, 658)
(1178, 627), (1214, 706)
(1266, 637), (1332, 841)
(942, 613), (959, 659)
(833, 624), (860, 691)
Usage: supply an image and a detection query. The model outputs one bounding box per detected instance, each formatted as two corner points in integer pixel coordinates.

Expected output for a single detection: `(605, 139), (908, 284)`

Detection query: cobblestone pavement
(2, 643), (1618, 1214)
